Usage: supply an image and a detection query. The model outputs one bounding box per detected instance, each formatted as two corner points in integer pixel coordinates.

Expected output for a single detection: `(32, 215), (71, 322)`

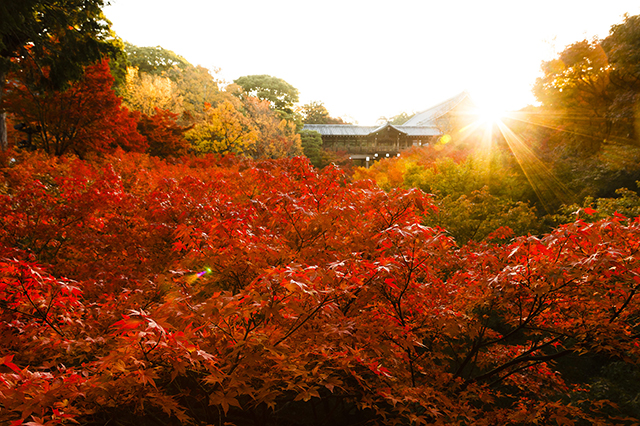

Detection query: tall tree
(533, 40), (612, 153)
(4, 58), (146, 156)
(528, 15), (640, 199)
(167, 64), (221, 119)
(0, 0), (120, 150)
(299, 129), (323, 167)
(388, 111), (414, 125)
(602, 13), (640, 143)
(123, 41), (190, 75)
(533, 15), (640, 152)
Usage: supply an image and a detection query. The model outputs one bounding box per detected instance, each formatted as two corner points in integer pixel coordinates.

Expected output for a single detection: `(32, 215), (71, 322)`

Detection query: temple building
(303, 92), (476, 166)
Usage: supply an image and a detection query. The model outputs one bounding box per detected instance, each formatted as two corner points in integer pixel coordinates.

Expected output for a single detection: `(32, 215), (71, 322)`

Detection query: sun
(474, 103), (507, 125)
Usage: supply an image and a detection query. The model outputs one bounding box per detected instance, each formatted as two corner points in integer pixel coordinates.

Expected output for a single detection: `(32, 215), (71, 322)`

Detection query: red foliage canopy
(4, 59), (147, 156)
(0, 151), (639, 425)
(137, 108), (191, 158)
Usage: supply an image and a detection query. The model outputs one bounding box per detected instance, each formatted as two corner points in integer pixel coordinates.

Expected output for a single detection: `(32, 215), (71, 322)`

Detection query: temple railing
(323, 144), (408, 155)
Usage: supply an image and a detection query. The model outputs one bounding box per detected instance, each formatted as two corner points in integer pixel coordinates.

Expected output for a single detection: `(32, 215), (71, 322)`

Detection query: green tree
(602, 13), (640, 144)
(377, 112), (414, 125)
(0, 0), (121, 150)
(300, 101), (346, 124)
(533, 40), (612, 154)
(234, 74), (299, 115)
(426, 187), (539, 245)
(123, 42), (190, 75)
(123, 43), (221, 119)
(299, 129), (323, 167)
(388, 112), (413, 125)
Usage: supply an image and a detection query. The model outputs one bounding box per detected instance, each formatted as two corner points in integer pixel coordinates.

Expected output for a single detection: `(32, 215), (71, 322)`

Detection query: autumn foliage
(4, 59), (147, 156)
(0, 149), (639, 425)
(137, 108), (191, 158)
(3, 9), (640, 425)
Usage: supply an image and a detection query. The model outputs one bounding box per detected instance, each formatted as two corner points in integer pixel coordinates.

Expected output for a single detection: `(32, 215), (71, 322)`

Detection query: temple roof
(402, 91), (473, 127)
(391, 125), (440, 136)
(302, 124), (378, 136)
(303, 123), (441, 137)
(303, 92), (473, 137)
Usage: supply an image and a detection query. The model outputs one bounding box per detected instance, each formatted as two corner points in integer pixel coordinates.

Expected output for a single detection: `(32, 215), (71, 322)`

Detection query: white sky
(104, 1), (640, 125)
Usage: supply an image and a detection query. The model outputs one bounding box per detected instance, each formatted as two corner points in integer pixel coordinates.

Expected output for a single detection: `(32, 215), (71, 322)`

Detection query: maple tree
(523, 14), (640, 203)
(122, 42), (223, 121)
(123, 42), (191, 76)
(186, 97), (302, 159)
(4, 58), (147, 156)
(0, 0), (120, 150)
(7, 8), (640, 425)
(0, 149), (639, 425)
(137, 107), (191, 158)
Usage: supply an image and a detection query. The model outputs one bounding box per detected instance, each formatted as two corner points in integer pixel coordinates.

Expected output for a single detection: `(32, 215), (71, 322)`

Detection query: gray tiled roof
(303, 124), (378, 136)
(403, 92), (472, 127)
(303, 123), (441, 137)
(303, 92), (473, 137)
(396, 126), (441, 136)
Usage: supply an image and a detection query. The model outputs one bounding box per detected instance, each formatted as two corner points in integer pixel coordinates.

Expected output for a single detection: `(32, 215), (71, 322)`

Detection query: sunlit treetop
(603, 13), (640, 77)
(0, 0), (121, 87)
(0, 0), (124, 150)
(124, 41), (191, 75)
(234, 74), (299, 115)
(300, 101), (347, 124)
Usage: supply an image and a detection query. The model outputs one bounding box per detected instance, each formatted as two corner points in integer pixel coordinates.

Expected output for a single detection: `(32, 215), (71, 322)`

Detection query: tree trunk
(0, 69), (7, 151)
(0, 112), (6, 151)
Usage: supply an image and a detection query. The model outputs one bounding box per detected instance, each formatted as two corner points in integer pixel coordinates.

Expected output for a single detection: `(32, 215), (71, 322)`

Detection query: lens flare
(453, 103), (575, 213)
(185, 267), (212, 285)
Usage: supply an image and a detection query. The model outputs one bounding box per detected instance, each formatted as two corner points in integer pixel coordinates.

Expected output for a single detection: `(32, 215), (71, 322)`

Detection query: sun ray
(505, 110), (638, 146)
(453, 104), (581, 214)
(495, 120), (576, 213)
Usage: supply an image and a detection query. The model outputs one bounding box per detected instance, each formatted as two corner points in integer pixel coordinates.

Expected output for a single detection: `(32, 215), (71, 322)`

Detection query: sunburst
(453, 105), (577, 213)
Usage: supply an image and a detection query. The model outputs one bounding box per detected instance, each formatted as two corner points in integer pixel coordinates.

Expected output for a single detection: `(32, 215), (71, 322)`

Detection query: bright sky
(104, 1), (640, 125)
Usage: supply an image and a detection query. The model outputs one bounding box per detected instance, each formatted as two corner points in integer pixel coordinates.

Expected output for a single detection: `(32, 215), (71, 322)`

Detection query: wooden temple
(303, 92), (476, 166)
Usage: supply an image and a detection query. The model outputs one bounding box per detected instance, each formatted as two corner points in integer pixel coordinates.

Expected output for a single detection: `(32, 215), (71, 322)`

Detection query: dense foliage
(0, 0), (122, 150)
(3, 6), (640, 425)
(354, 143), (542, 244)
(525, 13), (640, 202)
(0, 151), (640, 425)
(5, 59), (146, 156)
